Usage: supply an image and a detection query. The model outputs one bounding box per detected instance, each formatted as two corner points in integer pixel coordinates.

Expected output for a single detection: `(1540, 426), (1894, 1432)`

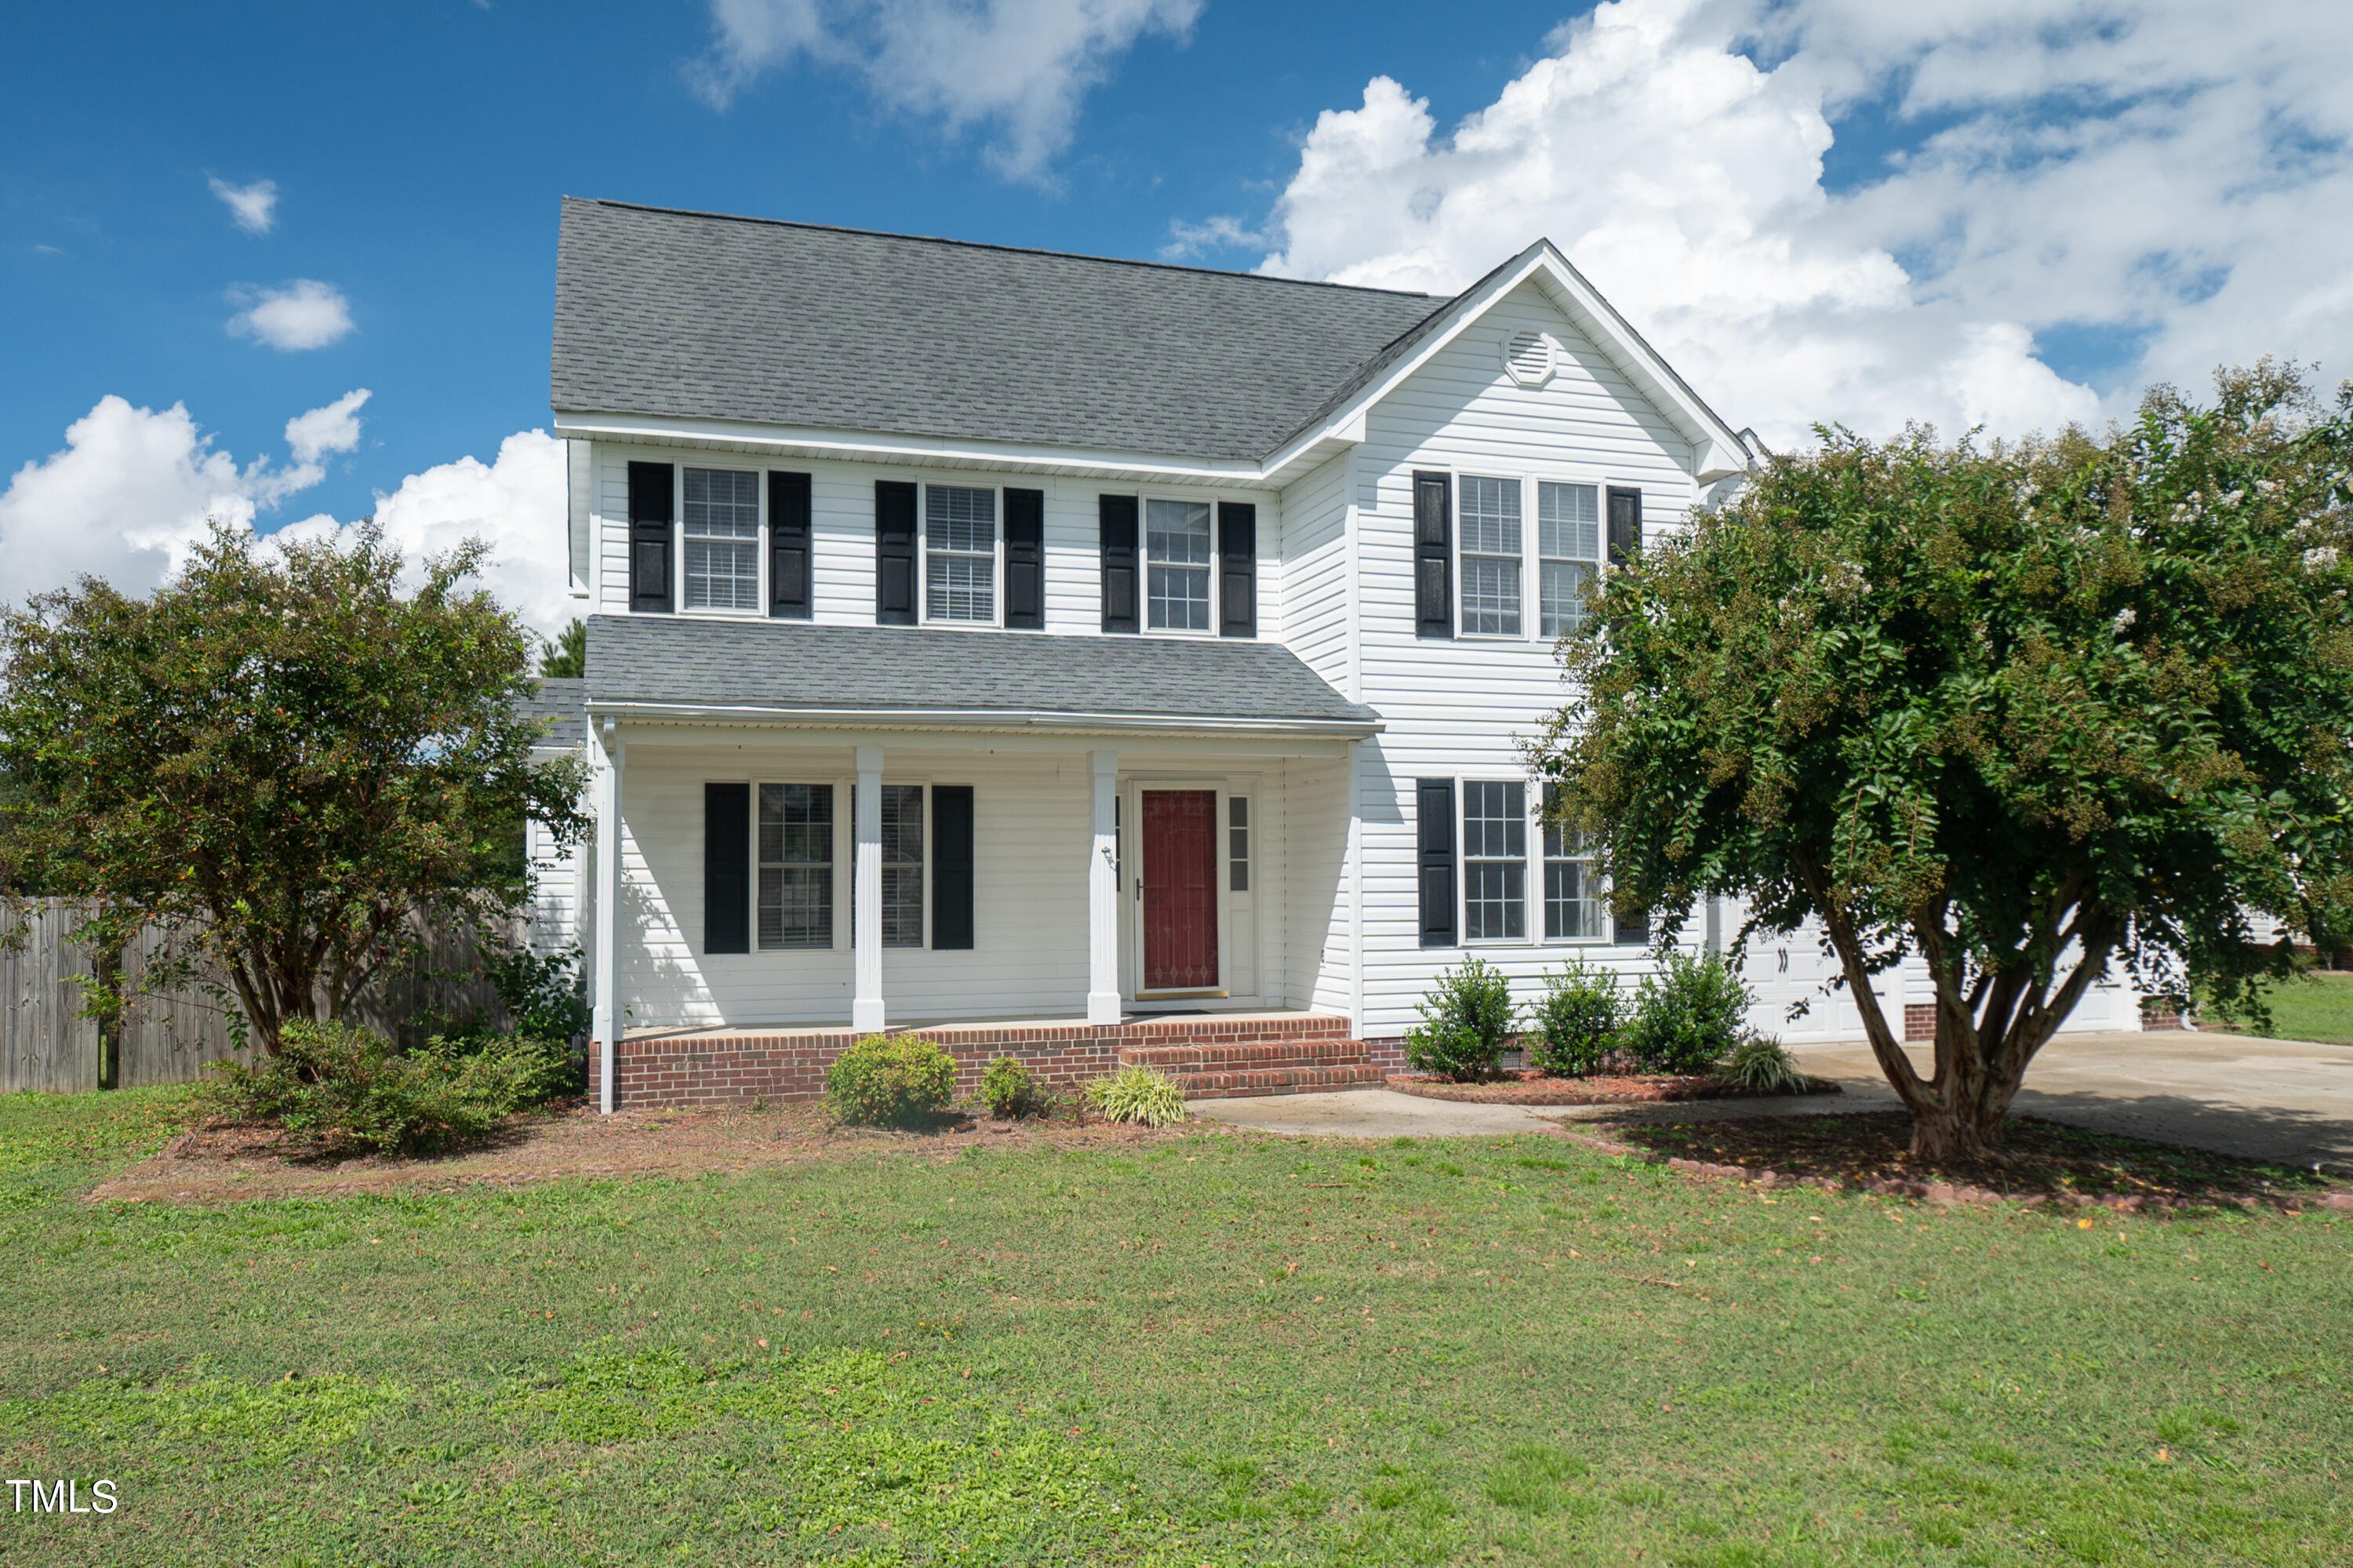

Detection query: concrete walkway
(1192, 1029), (2353, 1169)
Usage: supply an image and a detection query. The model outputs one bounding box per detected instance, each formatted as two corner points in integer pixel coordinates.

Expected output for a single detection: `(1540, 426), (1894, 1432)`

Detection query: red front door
(1141, 789), (1219, 991)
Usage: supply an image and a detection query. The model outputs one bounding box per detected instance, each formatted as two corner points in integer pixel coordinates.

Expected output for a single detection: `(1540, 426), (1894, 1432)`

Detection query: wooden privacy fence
(1, 900), (520, 1093)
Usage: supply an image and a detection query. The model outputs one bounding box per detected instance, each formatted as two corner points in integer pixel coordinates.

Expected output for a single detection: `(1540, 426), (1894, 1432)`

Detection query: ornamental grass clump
(826, 1035), (958, 1126)
(1620, 951), (1751, 1075)
(1527, 955), (1620, 1077)
(1404, 956), (1517, 1079)
(198, 1017), (566, 1155)
(1720, 1034), (1807, 1093)
(1085, 1064), (1187, 1127)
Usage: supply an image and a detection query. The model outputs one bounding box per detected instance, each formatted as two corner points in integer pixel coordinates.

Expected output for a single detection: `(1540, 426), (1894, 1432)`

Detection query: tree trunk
(1905, 1080), (2012, 1162)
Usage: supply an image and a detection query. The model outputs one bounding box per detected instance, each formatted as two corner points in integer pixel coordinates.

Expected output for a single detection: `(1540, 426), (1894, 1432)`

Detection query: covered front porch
(575, 615), (1383, 1111)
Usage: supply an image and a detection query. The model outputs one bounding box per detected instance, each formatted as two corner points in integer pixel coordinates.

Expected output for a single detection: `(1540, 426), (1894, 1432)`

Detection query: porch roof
(581, 615), (1382, 735)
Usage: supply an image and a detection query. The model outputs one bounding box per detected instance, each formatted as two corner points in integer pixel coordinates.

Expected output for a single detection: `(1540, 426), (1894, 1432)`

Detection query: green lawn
(4, 1089), (2351, 1566)
(2213, 970), (2353, 1046)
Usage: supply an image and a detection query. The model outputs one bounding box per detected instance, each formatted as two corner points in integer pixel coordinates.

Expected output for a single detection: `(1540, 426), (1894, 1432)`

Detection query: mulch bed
(1584, 1110), (2353, 1212)
(1385, 1068), (1842, 1105)
(89, 1101), (1202, 1206)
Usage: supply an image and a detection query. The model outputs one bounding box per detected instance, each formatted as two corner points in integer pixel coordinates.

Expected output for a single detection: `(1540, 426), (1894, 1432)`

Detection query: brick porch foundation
(590, 1013), (1402, 1110)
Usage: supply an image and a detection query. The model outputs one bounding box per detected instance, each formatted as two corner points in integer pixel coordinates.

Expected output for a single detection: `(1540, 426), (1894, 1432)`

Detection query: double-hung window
(1145, 499), (1213, 631)
(1459, 476), (1522, 635)
(880, 784), (926, 947)
(1538, 482), (1600, 638)
(758, 784), (834, 949)
(1462, 780), (1526, 940)
(1540, 784), (1605, 940)
(682, 467), (762, 610)
(926, 486), (997, 623)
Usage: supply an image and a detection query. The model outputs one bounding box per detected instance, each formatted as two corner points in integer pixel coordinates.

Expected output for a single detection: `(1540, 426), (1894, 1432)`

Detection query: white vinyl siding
(682, 467), (762, 611)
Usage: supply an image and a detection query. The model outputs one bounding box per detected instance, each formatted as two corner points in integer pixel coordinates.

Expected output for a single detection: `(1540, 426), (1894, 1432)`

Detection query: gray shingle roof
(518, 677), (586, 749)
(552, 198), (1447, 464)
(583, 616), (1378, 729)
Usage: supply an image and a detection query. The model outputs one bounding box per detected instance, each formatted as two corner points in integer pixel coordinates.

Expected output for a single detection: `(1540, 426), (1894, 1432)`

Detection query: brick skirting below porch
(591, 1014), (1403, 1109)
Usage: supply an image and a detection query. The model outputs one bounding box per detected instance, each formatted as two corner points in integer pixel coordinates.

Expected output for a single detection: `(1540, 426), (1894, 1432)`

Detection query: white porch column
(853, 745), (885, 1033)
(1086, 749), (1122, 1025)
(592, 718), (624, 1115)
(1346, 738), (1365, 1037)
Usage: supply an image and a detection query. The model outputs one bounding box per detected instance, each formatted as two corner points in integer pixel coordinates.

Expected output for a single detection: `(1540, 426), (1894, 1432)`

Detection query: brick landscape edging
(1540, 1126), (2353, 1214)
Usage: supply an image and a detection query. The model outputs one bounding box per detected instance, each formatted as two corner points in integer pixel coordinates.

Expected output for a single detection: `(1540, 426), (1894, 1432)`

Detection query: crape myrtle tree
(0, 520), (590, 1056)
(1529, 364), (2353, 1159)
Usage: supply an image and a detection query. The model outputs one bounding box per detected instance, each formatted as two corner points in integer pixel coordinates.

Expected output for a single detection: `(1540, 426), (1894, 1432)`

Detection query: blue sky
(2, 0), (1606, 528)
(5, 0), (2348, 630)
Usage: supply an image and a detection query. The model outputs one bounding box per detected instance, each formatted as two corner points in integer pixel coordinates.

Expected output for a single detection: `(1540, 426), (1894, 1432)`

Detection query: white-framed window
(682, 467), (762, 611)
(1145, 497), (1213, 631)
(1538, 481), (1600, 638)
(848, 784), (929, 949)
(758, 784), (834, 949)
(1462, 780), (1527, 940)
(925, 485), (998, 624)
(1228, 796), (1250, 892)
(1459, 475), (1523, 636)
(1540, 784), (1606, 940)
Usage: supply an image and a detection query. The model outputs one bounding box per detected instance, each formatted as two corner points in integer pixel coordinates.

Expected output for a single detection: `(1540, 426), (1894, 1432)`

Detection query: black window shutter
(704, 782), (750, 955)
(1099, 494), (1139, 634)
(1417, 778), (1457, 948)
(932, 784), (975, 950)
(769, 470), (812, 619)
(1003, 488), (1045, 630)
(1606, 486), (1642, 567)
(1217, 501), (1257, 638)
(1413, 471), (1452, 639)
(627, 460), (675, 613)
(875, 480), (918, 625)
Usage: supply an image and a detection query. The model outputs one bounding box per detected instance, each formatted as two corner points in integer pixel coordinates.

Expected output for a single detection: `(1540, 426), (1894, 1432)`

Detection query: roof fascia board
(1261, 244), (1751, 486)
(552, 410), (1273, 486)
(584, 698), (1381, 740)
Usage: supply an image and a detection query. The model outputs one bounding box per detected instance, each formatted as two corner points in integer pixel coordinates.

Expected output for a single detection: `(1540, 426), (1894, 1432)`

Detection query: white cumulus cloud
(284, 387), (370, 465)
(227, 279), (355, 351)
(207, 176), (278, 235)
(1, 395), (572, 638)
(1242, 0), (2353, 448)
(694, 0), (1199, 180)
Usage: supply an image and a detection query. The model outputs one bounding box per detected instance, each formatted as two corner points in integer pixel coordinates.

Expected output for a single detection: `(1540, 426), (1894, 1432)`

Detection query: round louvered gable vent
(1503, 329), (1555, 387)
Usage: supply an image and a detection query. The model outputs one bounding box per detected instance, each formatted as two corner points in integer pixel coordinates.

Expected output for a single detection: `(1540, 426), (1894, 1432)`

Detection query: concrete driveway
(1195, 1030), (2353, 1170)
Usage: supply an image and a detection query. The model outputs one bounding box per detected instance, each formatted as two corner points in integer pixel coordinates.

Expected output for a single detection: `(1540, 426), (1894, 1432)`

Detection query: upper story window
(1459, 475), (1522, 637)
(1146, 499), (1213, 631)
(926, 486), (997, 623)
(682, 467), (762, 611)
(1538, 482), (1600, 638)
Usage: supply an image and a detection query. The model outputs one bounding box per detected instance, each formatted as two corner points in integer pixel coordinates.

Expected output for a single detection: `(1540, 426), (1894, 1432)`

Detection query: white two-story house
(543, 198), (2141, 1111)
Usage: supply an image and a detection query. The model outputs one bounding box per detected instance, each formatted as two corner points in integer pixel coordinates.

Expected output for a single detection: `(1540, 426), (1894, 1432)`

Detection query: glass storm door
(1140, 789), (1219, 991)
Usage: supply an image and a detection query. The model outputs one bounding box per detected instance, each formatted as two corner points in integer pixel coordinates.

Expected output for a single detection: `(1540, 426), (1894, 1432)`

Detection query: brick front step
(1172, 1062), (1390, 1098)
(1119, 1039), (1372, 1071)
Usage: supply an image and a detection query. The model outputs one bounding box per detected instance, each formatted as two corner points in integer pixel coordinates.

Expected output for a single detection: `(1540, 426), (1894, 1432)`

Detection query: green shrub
(198, 1018), (565, 1155)
(1620, 951), (1751, 1075)
(979, 1056), (1040, 1119)
(825, 1035), (958, 1125)
(1527, 955), (1619, 1076)
(1720, 1034), (1806, 1093)
(1084, 1064), (1187, 1127)
(1404, 956), (1517, 1079)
